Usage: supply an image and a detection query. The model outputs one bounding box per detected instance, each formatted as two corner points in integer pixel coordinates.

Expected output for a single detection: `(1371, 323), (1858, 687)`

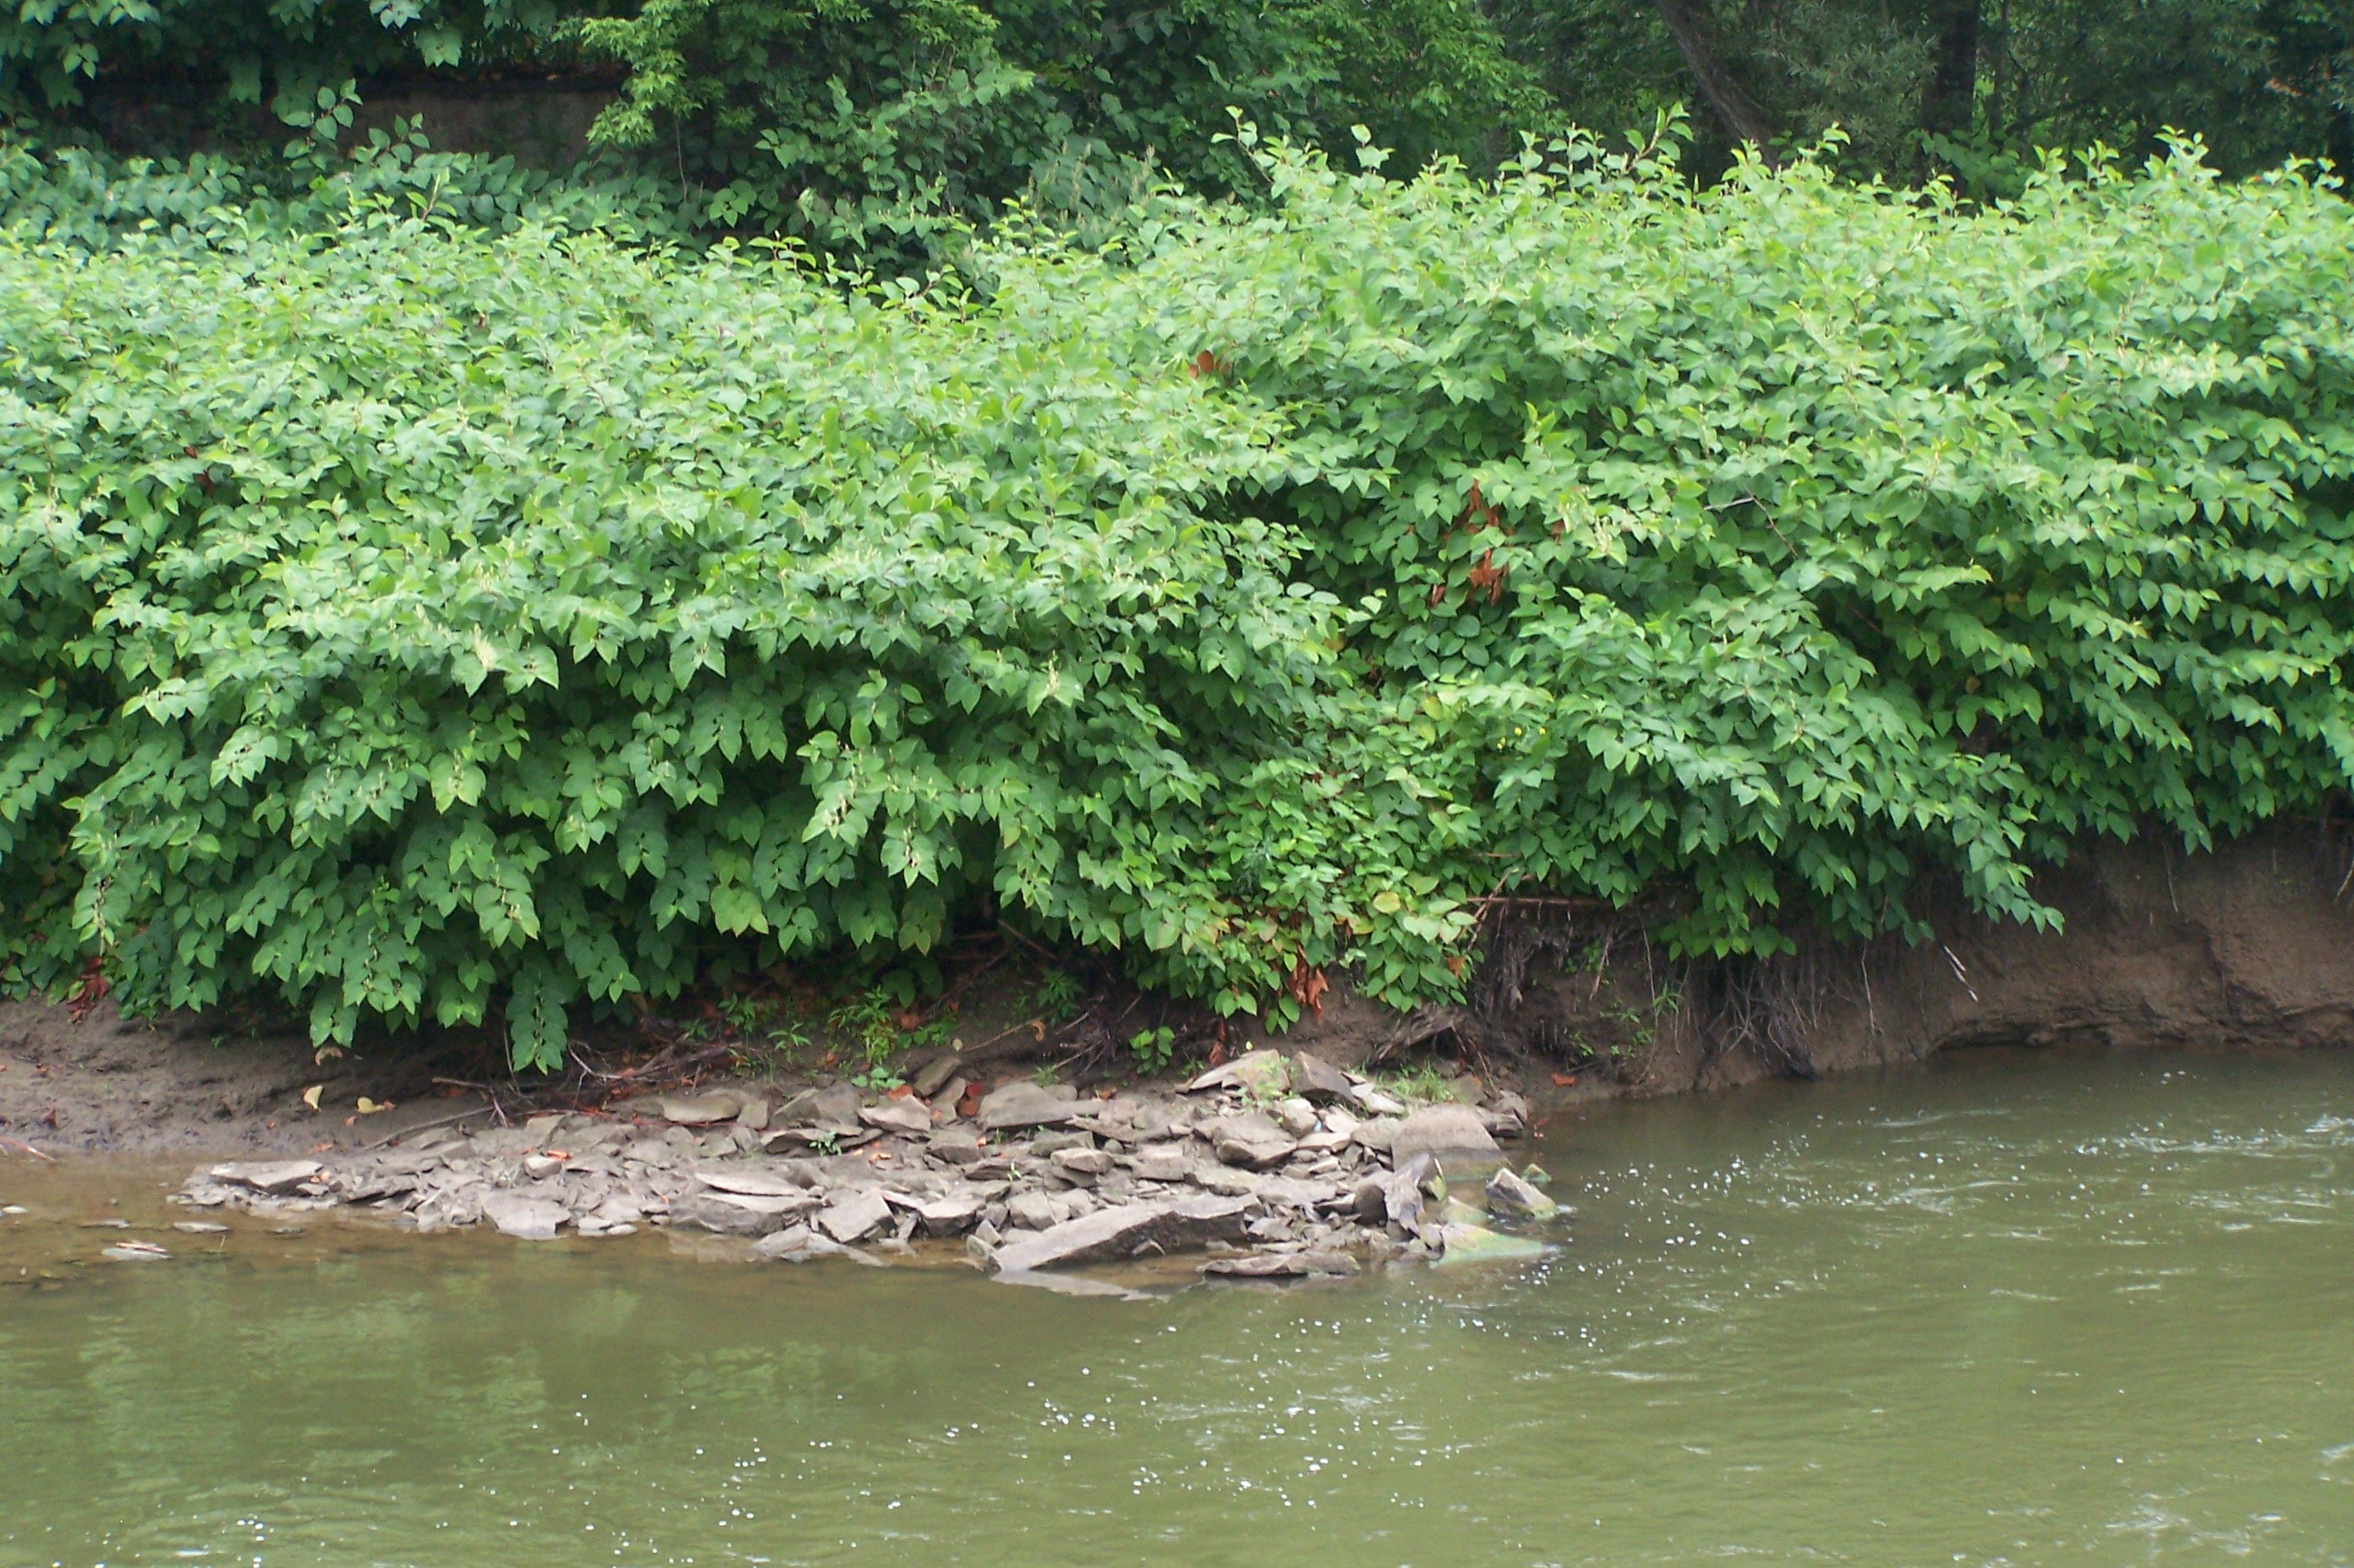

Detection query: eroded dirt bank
(5, 827), (2352, 1168)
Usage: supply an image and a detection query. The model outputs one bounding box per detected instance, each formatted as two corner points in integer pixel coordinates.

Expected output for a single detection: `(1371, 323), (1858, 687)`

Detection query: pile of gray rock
(172, 1048), (1565, 1281)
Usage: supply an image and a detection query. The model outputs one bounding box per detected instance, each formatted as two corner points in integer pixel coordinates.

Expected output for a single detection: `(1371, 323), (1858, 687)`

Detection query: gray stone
(816, 1188), (894, 1244)
(694, 1166), (812, 1198)
(522, 1154), (567, 1180)
(909, 1052), (965, 1098)
(1210, 1112), (1297, 1170)
(671, 1189), (816, 1236)
(480, 1192), (568, 1240)
(523, 1112), (568, 1144)
(1485, 1167), (1560, 1220)
(207, 1160), (323, 1194)
(885, 1190), (986, 1235)
(750, 1224), (816, 1259)
(1347, 1083), (1408, 1117)
(1050, 1147), (1115, 1179)
(1184, 1048), (1290, 1098)
(1273, 1097), (1320, 1138)
(928, 1128), (986, 1165)
(1193, 1165), (1263, 1197)
(657, 1092), (745, 1126)
(1028, 1128), (1095, 1156)
(173, 1220), (230, 1234)
(1389, 1104), (1502, 1173)
(1289, 1051), (1358, 1104)
(780, 1084), (862, 1127)
(1349, 1117), (1402, 1152)
(735, 1097), (772, 1131)
(989, 1194), (1257, 1273)
(101, 1241), (173, 1262)
(859, 1098), (934, 1136)
(1129, 1145), (1193, 1183)
(979, 1083), (1081, 1131)
(1004, 1191), (1062, 1230)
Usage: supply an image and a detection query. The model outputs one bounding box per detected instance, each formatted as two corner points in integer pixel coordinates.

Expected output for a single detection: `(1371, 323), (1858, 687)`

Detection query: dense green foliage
(7, 134), (2354, 1065)
(9, 1), (2353, 269)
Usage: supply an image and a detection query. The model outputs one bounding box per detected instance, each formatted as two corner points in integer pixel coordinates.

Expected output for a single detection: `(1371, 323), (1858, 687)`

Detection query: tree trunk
(1649, 0), (1778, 158)
(1918, 0), (1982, 140)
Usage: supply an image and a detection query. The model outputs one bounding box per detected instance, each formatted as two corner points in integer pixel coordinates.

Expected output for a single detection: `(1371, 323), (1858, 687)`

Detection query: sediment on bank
(6, 825), (2354, 1287)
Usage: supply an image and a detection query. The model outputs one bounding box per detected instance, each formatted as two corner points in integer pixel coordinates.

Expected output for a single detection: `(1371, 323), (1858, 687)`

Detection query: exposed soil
(5, 825), (2352, 1161)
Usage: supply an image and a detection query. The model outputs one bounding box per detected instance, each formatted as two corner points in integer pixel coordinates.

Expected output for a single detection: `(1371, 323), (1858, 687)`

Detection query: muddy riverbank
(5, 827), (2352, 1280)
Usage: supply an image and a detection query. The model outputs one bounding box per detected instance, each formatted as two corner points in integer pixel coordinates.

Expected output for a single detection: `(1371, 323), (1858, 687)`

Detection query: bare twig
(0, 1135), (55, 1161)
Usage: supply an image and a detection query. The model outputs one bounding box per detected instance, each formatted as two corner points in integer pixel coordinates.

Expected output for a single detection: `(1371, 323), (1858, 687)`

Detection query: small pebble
(173, 1221), (229, 1234)
(0, 1204), (27, 1216)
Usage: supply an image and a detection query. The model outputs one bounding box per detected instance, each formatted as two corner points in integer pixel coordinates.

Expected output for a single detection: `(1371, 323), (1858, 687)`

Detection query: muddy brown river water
(3, 1046), (2349, 1566)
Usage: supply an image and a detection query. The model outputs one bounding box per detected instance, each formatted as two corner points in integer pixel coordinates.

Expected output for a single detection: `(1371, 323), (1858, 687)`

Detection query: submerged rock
(1433, 1223), (1545, 1265)
(1485, 1167), (1559, 1220)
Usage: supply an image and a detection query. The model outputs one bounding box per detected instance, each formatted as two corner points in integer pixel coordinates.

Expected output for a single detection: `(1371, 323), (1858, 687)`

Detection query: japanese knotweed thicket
(6, 140), (2354, 1065)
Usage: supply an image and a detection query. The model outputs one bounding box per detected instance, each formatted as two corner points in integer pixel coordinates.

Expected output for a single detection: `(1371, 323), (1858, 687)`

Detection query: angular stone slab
(859, 1098), (933, 1136)
(670, 1189), (816, 1237)
(480, 1192), (568, 1240)
(1184, 1049), (1290, 1098)
(1288, 1051), (1358, 1104)
(1389, 1104), (1501, 1173)
(207, 1160), (323, 1194)
(656, 1092), (744, 1126)
(884, 1189), (986, 1236)
(1208, 1112), (1296, 1170)
(988, 1194), (1255, 1274)
(817, 1188), (894, 1244)
(979, 1082), (1081, 1132)
(694, 1167), (813, 1198)
(1485, 1167), (1559, 1220)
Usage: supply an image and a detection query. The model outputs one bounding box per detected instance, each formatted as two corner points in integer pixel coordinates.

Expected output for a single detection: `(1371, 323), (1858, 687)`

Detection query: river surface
(3, 1047), (2350, 1567)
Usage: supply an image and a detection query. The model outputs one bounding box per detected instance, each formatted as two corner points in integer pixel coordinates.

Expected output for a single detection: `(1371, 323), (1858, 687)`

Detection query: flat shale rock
(480, 1192), (568, 1240)
(1389, 1104), (1501, 1172)
(656, 1092), (745, 1126)
(1184, 1049), (1290, 1098)
(989, 1194), (1256, 1274)
(859, 1098), (933, 1136)
(1288, 1051), (1357, 1104)
(928, 1127), (986, 1164)
(817, 1188), (894, 1244)
(207, 1160), (323, 1194)
(979, 1082), (1081, 1131)
(694, 1167), (812, 1198)
(1208, 1112), (1297, 1170)
(780, 1084), (862, 1127)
